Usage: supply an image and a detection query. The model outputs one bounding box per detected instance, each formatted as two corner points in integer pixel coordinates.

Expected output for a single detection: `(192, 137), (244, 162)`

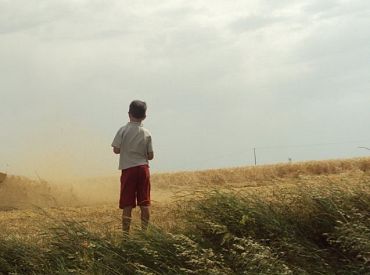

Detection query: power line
(191, 139), (370, 167)
(255, 140), (370, 150)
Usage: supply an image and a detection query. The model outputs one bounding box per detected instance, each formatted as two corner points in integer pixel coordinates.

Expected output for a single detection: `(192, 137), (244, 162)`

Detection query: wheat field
(0, 158), (369, 274)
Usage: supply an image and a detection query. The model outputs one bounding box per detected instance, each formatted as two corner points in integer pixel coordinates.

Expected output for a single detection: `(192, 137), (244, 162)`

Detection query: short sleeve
(147, 135), (153, 153)
(111, 127), (123, 148)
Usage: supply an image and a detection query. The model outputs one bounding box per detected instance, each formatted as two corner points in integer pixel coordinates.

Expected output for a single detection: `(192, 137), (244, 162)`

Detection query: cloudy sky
(1, 0), (370, 180)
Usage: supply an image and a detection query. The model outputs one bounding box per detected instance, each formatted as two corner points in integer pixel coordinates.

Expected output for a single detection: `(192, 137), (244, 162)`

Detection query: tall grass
(180, 180), (370, 274)
(0, 221), (229, 274)
(1, 177), (369, 274)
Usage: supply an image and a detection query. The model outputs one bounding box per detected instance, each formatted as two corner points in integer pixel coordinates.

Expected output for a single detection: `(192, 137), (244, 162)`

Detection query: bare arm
(147, 151), (154, 160)
(113, 146), (120, 154)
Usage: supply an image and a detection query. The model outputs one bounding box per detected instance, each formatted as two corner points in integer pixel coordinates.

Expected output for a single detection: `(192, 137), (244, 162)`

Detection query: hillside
(0, 158), (369, 274)
(1, 157), (369, 209)
(0, 176), (78, 211)
(64, 157), (370, 205)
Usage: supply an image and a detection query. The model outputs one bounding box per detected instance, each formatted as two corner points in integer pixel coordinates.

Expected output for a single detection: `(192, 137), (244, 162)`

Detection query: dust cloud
(3, 122), (117, 181)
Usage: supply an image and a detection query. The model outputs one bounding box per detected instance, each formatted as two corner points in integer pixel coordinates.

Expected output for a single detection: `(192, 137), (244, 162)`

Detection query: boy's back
(112, 122), (153, 170)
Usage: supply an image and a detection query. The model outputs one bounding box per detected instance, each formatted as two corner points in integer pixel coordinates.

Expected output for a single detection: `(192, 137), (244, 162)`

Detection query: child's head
(129, 100), (147, 120)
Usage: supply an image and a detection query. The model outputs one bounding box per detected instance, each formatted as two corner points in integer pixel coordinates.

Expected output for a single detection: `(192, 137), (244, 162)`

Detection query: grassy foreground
(0, 159), (370, 274)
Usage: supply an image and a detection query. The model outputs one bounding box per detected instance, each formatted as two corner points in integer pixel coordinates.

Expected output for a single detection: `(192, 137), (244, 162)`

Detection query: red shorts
(120, 165), (151, 208)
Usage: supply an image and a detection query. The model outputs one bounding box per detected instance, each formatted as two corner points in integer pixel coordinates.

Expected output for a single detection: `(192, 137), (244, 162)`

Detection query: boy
(112, 100), (154, 232)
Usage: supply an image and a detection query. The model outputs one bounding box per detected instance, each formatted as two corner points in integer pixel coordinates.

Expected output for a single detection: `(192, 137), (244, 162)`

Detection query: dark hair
(129, 100), (147, 119)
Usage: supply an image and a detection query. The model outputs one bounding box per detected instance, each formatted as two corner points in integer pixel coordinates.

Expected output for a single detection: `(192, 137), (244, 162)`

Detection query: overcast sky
(1, 0), (370, 180)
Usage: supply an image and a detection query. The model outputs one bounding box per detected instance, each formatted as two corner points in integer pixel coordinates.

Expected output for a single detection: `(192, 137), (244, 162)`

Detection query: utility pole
(253, 147), (257, 166)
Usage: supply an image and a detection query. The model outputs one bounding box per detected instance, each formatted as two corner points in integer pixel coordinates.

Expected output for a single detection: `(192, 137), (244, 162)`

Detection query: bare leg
(122, 207), (133, 233)
(140, 206), (150, 231)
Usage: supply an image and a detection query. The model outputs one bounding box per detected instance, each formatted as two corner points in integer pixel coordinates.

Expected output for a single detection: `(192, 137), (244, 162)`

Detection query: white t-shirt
(112, 122), (153, 170)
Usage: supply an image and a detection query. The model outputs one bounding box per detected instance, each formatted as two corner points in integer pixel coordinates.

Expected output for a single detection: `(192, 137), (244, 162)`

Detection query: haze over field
(1, 0), (370, 180)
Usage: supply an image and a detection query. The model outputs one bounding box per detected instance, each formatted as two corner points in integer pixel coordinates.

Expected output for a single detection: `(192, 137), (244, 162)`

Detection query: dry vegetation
(0, 157), (369, 274)
(0, 176), (78, 211)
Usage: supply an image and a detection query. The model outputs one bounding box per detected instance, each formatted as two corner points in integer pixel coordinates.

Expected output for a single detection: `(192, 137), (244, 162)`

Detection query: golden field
(1, 158), (369, 238)
(0, 157), (369, 274)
